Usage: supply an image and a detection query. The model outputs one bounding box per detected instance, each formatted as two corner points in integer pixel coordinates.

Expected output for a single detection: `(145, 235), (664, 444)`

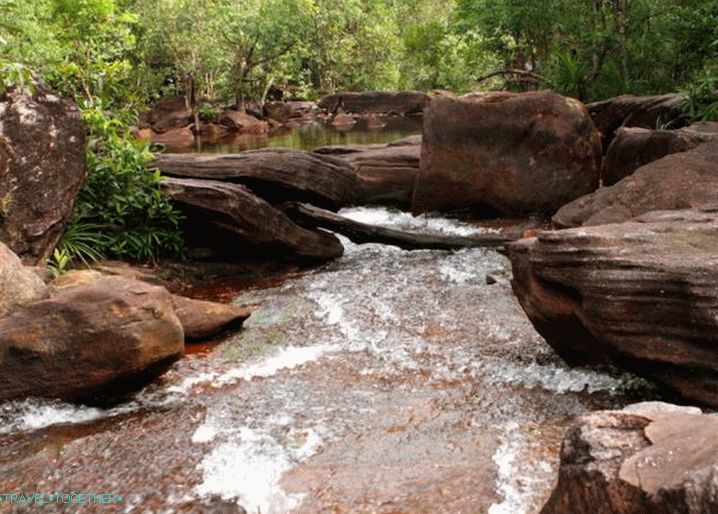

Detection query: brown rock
(509, 208), (718, 406)
(0, 275), (184, 402)
(553, 139), (718, 228)
(143, 96), (193, 133)
(0, 241), (47, 317)
(542, 402), (718, 514)
(264, 101), (293, 123)
(161, 177), (344, 262)
(149, 127), (196, 149)
(155, 149), (357, 210)
(412, 91), (602, 215)
(318, 91), (429, 115)
(331, 113), (356, 127)
(316, 138), (421, 208)
(602, 126), (716, 186)
(0, 83), (87, 264)
(173, 295), (253, 341)
(220, 110), (268, 134)
(586, 93), (686, 150)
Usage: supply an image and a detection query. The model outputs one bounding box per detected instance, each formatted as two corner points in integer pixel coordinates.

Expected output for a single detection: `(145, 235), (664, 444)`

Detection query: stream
(0, 207), (654, 514)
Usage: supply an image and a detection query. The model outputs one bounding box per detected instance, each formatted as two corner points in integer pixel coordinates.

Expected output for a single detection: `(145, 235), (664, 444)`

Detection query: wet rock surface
(0, 241), (47, 317)
(141, 95), (192, 133)
(542, 402), (718, 514)
(412, 91), (602, 216)
(156, 148), (357, 210)
(0, 275), (184, 402)
(0, 83), (87, 264)
(161, 177), (344, 262)
(0, 208), (652, 514)
(554, 139), (718, 227)
(509, 208), (718, 407)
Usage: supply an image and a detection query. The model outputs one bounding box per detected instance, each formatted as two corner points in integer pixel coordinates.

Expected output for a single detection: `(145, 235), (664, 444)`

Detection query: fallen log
(282, 202), (514, 251)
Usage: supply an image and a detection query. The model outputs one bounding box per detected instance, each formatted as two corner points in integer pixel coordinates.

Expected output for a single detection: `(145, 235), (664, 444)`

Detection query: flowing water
(0, 207), (654, 514)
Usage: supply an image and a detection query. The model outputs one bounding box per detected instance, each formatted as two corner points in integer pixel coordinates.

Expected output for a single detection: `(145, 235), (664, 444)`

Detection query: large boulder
(220, 110), (268, 134)
(0, 275), (184, 402)
(587, 93), (686, 149)
(315, 137), (420, 208)
(155, 149), (357, 210)
(542, 402), (718, 514)
(554, 139), (718, 228)
(601, 126), (712, 186)
(161, 177), (344, 262)
(412, 91), (602, 215)
(318, 91), (429, 115)
(0, 241), (47, 317)
(509, 208), (718, 407)
(142, 95), (193, 133)
(0, 83), (87, 264)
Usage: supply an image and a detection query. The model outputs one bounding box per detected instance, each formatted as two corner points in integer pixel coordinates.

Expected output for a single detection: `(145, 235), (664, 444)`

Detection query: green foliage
(683, 65), (718, 122)
(47, 248), (71, 277)
(72, 102), (184, 262)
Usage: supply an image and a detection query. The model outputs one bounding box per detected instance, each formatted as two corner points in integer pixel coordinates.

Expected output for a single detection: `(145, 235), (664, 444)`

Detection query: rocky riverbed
(0, 208), (654, 514)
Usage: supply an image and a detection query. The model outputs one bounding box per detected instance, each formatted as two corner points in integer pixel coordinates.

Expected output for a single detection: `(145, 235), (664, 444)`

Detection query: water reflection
(175, 116), (422, 153)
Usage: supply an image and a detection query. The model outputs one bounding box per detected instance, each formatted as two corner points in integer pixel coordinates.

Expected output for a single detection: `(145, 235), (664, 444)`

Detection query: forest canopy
(1, 0), (716, 106)
(0, 0), (716, 265)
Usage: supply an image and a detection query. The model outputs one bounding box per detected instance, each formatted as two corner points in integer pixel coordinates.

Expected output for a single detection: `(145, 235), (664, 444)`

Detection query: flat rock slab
(0, 84), (87, 264)
(554, 138), (718, 227)
(0, 275), (184, 402)
(542, 402), (718, 514)
(155, 148), (357, 210)
(509, 208), (718, 407)
(162, 177), (344, 262)
(412, 91), (601, 216)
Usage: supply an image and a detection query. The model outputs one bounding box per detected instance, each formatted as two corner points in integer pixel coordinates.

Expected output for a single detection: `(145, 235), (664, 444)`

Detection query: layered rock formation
(162, 177), (344, 261)
(315, 136), (421, 207)
(601, 126), (713, 186)
(0, 83), (87, 264)
(412, 91), (602, 215)
(587, 93), (686, 149)
(509, 208), (718, 406)
(155, 149), (357, 210)
(542, 402), (718, 514)
(554, 139), (718, 227)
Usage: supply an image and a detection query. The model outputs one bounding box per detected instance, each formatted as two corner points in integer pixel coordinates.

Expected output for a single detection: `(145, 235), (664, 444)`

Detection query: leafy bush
(65, 101), (185, 263)
(682, 65), (718, 122)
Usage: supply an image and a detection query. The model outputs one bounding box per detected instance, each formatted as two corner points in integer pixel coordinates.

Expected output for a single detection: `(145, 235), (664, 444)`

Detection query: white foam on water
(488, 423), (553, 514)
(476, 359), (646, 394)
(216, 345), (330, 386)
(194, 426), (324, 514)
(339, 206), (500, 237)
(0, 400), (104, 434)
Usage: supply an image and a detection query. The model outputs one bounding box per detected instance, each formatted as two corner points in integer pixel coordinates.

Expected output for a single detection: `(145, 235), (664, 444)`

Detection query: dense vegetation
(0, 0), (717, 264)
